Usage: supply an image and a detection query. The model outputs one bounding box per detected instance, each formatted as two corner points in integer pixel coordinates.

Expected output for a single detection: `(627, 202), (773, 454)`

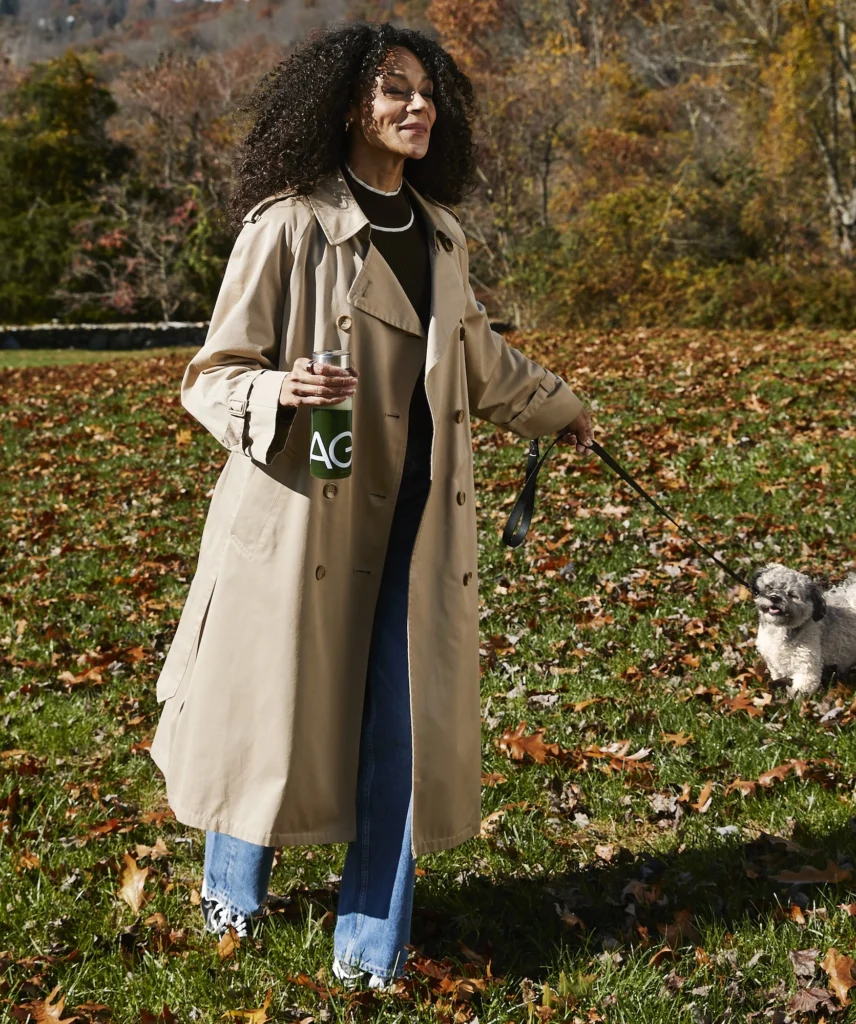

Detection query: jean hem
(334, 952), (409, 980)
(202, 883), (264, 921)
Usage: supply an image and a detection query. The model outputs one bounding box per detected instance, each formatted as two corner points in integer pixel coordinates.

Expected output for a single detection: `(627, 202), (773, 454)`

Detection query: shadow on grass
(409, 817), (856, 979)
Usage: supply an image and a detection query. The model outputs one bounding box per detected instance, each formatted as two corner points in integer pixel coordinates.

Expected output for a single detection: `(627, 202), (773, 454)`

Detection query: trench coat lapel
(406, 181), (468, 377)
(306, 169), (467, 373)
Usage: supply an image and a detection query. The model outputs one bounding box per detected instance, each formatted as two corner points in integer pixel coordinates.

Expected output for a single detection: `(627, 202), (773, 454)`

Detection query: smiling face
(752, 563), (825, 629)
(347, 46), (436, 160)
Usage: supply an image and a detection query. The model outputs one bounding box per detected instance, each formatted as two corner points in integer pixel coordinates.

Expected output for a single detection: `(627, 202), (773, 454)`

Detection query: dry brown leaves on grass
(495, 723), (652, 773)
(724, 758), (839, 798)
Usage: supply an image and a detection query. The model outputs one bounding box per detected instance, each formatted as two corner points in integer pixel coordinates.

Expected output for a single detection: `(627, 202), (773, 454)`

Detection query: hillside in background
(0, 0), (359, 68)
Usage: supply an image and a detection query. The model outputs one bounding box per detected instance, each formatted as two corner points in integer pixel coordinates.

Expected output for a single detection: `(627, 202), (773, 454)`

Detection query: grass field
(1, 329), (855, 1023)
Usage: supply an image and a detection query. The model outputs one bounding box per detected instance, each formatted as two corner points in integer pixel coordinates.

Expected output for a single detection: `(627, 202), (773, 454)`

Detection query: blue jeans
(203, 444), (430, 979)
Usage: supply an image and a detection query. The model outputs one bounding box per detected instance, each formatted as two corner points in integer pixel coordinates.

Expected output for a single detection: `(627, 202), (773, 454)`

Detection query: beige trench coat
(148, 167), (583, 856)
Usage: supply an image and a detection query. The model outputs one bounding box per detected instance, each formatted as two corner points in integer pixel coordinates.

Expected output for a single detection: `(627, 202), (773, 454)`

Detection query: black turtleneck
(342, 163), (434, 481)
(342, 163), (432, 331)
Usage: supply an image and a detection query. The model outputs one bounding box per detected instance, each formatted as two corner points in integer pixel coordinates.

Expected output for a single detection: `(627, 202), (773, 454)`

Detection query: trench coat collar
(306, 167), (467, 363)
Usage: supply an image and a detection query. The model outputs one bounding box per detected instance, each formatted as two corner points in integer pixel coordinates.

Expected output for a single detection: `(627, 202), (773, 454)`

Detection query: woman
(148, 21), (594, 988)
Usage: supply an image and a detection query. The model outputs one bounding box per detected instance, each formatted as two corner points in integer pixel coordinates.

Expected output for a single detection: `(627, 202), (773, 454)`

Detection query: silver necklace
(344, 161), (402, 195)
(344, 161), (413, 231)
(369, 206), (415, 232)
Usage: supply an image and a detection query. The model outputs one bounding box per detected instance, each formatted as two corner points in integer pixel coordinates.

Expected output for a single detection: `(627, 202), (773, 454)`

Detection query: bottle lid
(312, 349), (350, 367)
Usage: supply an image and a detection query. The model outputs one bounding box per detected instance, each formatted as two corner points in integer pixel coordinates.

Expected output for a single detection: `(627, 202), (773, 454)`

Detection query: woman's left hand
(556, 407), (594, 455)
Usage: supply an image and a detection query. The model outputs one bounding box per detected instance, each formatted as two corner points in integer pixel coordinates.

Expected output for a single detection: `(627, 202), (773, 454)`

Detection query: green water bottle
(309, 349), (353, 479)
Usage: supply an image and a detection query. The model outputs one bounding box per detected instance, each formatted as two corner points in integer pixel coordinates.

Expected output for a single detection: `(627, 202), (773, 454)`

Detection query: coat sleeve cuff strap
(506, 370), (584, 440)
(221, 368), (292, 464)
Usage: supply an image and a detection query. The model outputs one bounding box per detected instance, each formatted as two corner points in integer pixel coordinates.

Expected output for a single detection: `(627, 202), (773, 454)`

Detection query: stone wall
(0, 322), (208, 350)
(1, 319), (517, 350)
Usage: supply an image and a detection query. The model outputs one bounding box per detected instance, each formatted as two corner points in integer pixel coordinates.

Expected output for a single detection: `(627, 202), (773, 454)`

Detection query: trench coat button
(454, 408), (465, 423)
(315, 565), (327, 580)
(441, 235), (454, 252)
(336, 314), (352, 332)
(463, 571), (473, 586)
(323, 482), (338, 498)
(459, 324), (466, 340)
(456, 490), (466, 505)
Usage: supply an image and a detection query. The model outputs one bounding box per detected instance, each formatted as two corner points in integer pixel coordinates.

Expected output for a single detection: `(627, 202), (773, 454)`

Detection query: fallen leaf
(479, 809), (507, 836)
(657, 909), (701, 947)
(758, 763), (795, 787)
(135, 837), (170, 860)
(17, 984), (79, 1023)
(284, 974), (338, 998)
(661, 731), (693, 747)
(480, 772), (507, 787)
(789, 948), (820, 983)
(786, 987), (837, 1014)
(821, 948), (856, 1007)
(572, 697), (606, 712)
(691, 781), (712, 814)
(220, 989), (272, 1023)
(555, 905), (586, 931)
(14, 849), (41, 872)
(773, 860), (851, 884)
(721, 687), (765, 717)
(650, 946), (678, 967)
(117, 852), (149, 914)
(787, 904), (806, 926)
(725, 779), (757, 797)
(495, 721), (563, 763)
(218, 926), (240, 960)
(140, 1008), (178, 1024)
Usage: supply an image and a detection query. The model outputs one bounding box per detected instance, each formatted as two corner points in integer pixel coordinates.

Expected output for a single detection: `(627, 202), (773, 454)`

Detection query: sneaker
(200, 879), (261, 939)
(331, 956), (395, 991)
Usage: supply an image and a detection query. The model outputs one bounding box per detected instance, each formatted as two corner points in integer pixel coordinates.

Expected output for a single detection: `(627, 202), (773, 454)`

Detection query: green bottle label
(310, 402), (353, 479)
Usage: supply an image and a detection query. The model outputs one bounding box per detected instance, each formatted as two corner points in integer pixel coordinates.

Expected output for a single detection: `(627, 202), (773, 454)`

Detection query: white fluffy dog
(751, 563), (856, 697)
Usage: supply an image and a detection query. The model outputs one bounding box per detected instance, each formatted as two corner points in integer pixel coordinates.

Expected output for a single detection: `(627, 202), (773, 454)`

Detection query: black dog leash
(502, 436), (756, 593)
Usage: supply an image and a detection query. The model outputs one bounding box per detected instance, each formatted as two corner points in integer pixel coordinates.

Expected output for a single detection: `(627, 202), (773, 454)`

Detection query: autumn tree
(0, 50), (131, 321)
(57, 41), (287, 322)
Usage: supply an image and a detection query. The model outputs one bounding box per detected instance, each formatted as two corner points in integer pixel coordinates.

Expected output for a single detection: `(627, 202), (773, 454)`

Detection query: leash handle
(502, 435), (755, 593)
(501, 436), (560, 548)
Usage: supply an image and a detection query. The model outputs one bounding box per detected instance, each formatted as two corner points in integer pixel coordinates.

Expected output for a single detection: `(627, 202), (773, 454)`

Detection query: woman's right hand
(278, 357), (358, 408)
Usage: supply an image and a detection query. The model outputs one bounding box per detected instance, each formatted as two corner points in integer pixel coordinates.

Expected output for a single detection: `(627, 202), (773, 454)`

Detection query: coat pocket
(228, 462), (285, 560)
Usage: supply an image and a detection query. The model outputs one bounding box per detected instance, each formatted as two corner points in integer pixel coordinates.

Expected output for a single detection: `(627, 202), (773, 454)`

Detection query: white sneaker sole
(331, 957), (394, 991)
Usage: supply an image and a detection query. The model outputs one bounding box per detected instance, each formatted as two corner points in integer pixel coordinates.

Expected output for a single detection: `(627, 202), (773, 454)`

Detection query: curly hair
(225, 21), (479, 234)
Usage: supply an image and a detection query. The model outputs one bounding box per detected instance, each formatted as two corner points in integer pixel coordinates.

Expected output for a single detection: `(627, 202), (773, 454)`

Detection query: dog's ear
(810, 586), (827, 622)
(749, 568), (765, 593)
